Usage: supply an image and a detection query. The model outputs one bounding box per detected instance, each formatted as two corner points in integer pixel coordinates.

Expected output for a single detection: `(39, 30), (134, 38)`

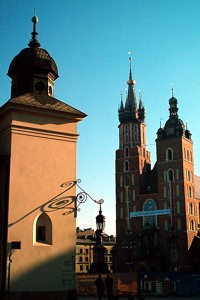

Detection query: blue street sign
(130, 208), (171, 218)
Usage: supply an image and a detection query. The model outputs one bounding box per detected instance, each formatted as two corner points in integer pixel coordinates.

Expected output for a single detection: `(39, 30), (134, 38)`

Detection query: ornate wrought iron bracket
(76, 179), (104, 213)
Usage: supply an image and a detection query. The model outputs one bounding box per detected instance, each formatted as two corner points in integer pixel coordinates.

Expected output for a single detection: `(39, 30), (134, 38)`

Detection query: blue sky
(1, 0), (200, 235)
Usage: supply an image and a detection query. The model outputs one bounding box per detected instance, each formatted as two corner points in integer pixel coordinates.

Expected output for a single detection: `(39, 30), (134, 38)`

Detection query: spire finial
(160, 118), (162, 128)
(28, 13), (41, 48)
(171, 83), (174, 97)
(128, 51), (132, 76)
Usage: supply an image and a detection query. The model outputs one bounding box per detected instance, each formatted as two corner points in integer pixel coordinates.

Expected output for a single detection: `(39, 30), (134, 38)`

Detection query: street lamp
(88, 204), (109, 274)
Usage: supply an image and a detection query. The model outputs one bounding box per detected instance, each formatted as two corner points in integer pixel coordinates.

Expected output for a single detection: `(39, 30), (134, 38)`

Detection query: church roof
(1, 92), (87, 118)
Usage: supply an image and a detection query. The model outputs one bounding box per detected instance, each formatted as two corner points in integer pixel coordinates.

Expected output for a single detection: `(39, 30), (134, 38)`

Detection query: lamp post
(88, 204), (109, 274)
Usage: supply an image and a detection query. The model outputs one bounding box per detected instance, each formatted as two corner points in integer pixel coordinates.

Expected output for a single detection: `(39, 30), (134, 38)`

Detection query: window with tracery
(143, 199), (157, 228)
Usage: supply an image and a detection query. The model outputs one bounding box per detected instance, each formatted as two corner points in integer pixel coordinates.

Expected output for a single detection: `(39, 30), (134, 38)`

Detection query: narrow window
(124, 160), (129, 172)
(168, 169), (174, 181)
(125, 147), (129, 157)
(35, 213), (52, 245)
(166, 148), (173, 161)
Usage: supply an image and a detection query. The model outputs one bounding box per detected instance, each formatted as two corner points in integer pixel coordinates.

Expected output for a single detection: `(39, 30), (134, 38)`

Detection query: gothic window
(190, 220), (195, 231)
(124, 160), (129, 172)
(168, 169), (174, 181)
(187, 150), (190, 161)
(34, 213), (52, 245)
(184, 148), (186, 159)
(189, 186), (192, 198)
(166, 148), (173, 161)
(189, 203), (194, 215)
(125, 147), (129, 157)
(190, 151), (193, 162)
(143, 199), (157, 228)
(133, 124), (139, 143)
(124, 125), (129, 143)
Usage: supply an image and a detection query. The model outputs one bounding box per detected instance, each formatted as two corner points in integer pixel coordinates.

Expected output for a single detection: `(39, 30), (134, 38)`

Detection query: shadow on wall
(8, 180), (77, 228)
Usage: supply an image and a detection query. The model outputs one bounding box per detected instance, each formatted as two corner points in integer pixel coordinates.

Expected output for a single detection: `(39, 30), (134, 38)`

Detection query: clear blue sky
(1, 0), (200, 235)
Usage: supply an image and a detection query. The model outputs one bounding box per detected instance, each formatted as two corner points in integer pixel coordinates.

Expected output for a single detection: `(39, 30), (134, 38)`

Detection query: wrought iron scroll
(75, 179), (104, 213)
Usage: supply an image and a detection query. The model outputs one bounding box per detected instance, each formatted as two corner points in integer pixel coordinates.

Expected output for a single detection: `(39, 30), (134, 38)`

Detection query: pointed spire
(28, 14), (41, 48)
(125, 53), (137, 115)
(138, 89), (145, 121)
(119, 92), (124, 110)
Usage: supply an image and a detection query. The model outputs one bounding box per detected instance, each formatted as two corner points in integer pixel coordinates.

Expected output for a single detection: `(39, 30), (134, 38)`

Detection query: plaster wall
(3, 108), (79, 291)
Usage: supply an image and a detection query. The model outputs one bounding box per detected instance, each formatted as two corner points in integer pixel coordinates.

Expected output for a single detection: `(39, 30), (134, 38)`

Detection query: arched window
(124, 160), (129, 172)
(187, 150), (190, 161)
(184, 148), (186, 159)
(189, 203), (194, 215)
(143, 199), (157, 228)
(168, 169), (174, 181)
(166, 148), (173, 161)
(190, 220), (195, 231)
(125, 147), (129, 157)
(34, 213), (52, 245)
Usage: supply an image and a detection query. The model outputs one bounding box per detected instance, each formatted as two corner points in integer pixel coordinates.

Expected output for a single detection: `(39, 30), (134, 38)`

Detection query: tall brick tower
(115, 59), (200, 273)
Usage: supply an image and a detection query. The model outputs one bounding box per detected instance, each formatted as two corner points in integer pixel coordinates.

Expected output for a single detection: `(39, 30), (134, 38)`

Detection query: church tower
(156, 90), (199, 271)
(115, 57), (151, 272)
(115, 60), (200, 273)
(0, 16), (86, 296)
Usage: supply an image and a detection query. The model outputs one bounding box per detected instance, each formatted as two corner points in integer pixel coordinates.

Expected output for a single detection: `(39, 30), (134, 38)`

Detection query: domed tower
(0, 16), (86, 295)
(156, 89), (198, 271)
(8, 16), (58, 98)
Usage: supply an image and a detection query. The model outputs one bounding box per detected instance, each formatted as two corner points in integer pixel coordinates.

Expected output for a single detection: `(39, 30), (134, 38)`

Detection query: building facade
(0, 16), (86, 295)
(115, 58), (200, 273)
(76, 228), (115, 273)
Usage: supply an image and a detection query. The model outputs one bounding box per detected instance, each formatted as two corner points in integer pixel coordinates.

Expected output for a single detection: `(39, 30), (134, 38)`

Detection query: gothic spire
(125, 56), (137, 115)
